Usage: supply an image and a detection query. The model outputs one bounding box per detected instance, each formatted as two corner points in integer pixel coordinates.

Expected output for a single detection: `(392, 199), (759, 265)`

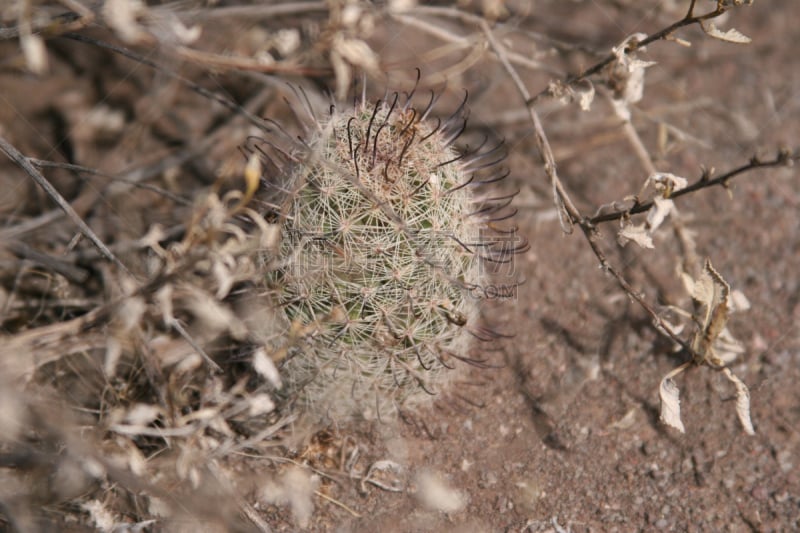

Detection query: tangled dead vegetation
(0, 0), (795, 530)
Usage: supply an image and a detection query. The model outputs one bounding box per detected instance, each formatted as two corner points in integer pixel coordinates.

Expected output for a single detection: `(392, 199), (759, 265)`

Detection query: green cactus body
(260, 87), (518, 420)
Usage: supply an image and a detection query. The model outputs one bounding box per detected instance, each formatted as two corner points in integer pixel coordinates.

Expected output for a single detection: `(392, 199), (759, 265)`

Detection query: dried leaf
(274, 29), (301, 56)
(124, 403), (162, 426)
(186, 287), (248, 340)
(609, 33), (656, 105)
(248, 394), (276, 416)
(678, 265), (694, 294)
(212, 258), (235, 299)
(723, 368), (755, 435)
(253, 347), (283, 389)
(104, 336), (123, 377)
(361, 460), (405, 493)
(547, 79), (571, 106)
(673, 258), (755, 433)
(618, 223), (654, 249)
(703, 23), (752, 44)
(659, 370), (686, 433)
(577, 84), (595, 111)
(333, 36), (379, 73)
(243, 152), (261, 206)
(116, 295), (146, 333)
(103, 0), (149, 44)
(155, 285), (174, 326)
(611, 98), (632, 121)
(690, 260), (731, 362)
(713, 327), (746, 363)
(646, 196), (675, 233)
(649, 172), (688, 195)
(170, 19), (202, 44)
(330, 49), (352, 101)
(209, 415), (235, 437)
(82, 500), (118, 532)
(20, 33), (48, 75)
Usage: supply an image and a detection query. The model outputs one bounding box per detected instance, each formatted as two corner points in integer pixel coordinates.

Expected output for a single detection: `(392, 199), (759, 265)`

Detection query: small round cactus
(253, 78), (522, 420)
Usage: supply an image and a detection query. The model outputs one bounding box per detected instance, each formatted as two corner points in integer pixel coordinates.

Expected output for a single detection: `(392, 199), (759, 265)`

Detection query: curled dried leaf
(713, 327), (746, 364)
(659, 370), (686, 433)
(702, 23), (752, 44)
(675, 260), (756, 433)
(690, 260), (731, 364)
(242, 152), (262, 207)
(618, 223), (654, 249)
(646, 196), (676, 233)
(615, 171), (687, 249)
(608, 33), (656, 105)
(648, 172), (688, 196)
(659, 362), (691, 432)
(723, 368), (755, 435)
(361, 460), (405, 493)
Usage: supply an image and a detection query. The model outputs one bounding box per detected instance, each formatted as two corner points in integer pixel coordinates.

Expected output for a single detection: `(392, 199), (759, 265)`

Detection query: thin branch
(392, 11), (558, 75)
(0, 85), (272, 242)
(530, 3), (730, 104)
(0, 3), (90, 40)
(30, 159), (193, 206)
(174, 45), (329, 76)
(315, 490), (363, 518)
(60, 32), (270, 130)
(0, 135), (132, 276)
(577, 223), (694, 354)
(480, 18), (704, 359)
(182, 1), (327, 21)
(169, 318), (224, 374)
(479, 19), (581, 234)
(618, 109), (657, 175)
(6, 240), (89, 284)
(589, 149), (797, 225)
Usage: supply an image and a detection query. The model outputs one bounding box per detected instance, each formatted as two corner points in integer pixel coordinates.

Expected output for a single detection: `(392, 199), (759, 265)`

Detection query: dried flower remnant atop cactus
(247, 78), (525, 420)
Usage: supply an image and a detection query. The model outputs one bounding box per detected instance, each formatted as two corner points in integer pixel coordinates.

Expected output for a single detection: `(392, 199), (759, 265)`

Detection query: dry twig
(0, 135), (131, 276)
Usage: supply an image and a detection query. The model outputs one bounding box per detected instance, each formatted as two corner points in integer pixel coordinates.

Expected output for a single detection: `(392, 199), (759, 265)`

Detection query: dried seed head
(249, 78), (524, 421)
